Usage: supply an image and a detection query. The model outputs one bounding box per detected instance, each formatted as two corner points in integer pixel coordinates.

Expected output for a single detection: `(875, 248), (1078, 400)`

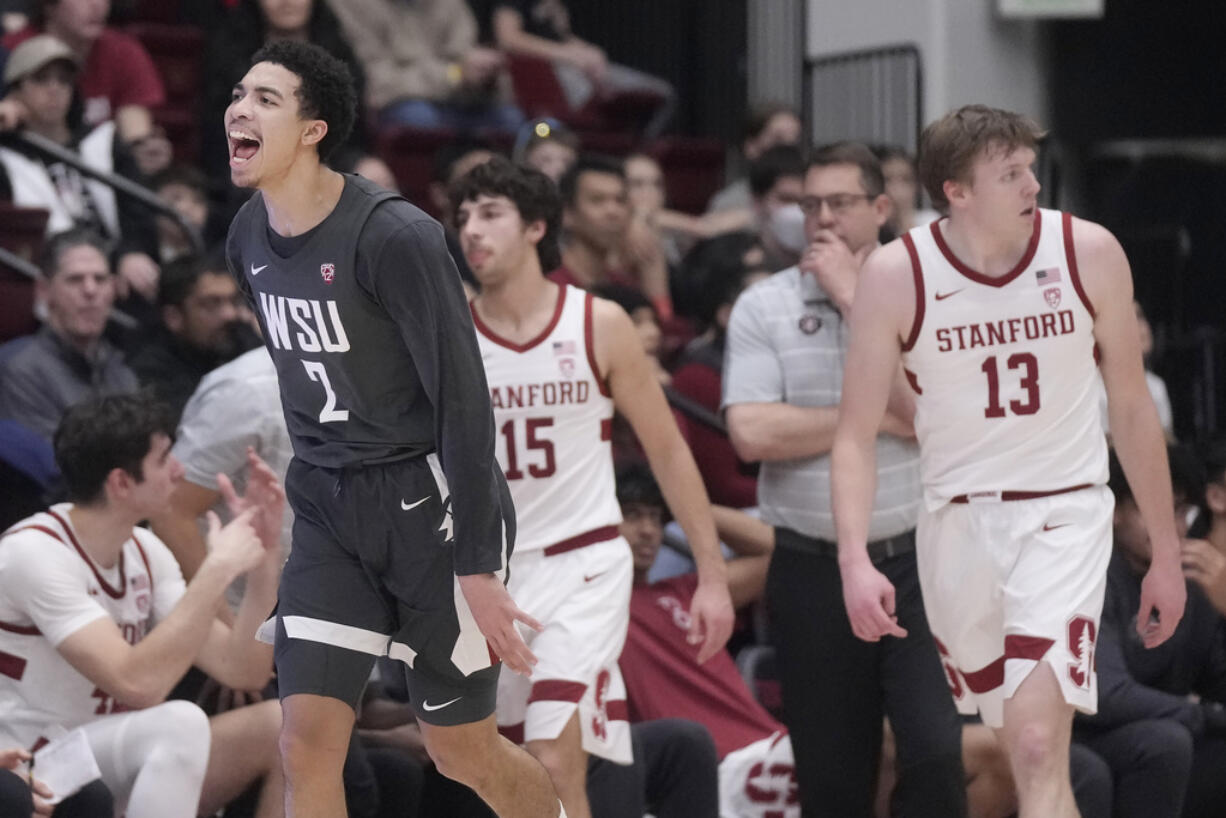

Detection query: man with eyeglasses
(723, 141), (965, 816)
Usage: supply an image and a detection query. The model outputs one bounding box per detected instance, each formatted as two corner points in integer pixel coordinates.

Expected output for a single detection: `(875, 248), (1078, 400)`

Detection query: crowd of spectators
(0, 2), (1213, 818)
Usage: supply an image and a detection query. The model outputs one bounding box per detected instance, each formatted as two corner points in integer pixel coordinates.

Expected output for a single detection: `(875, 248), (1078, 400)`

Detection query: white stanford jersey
(900, 209), (1108, 510)
(0, 505), (185, 748)
(473, 284), (621, 553)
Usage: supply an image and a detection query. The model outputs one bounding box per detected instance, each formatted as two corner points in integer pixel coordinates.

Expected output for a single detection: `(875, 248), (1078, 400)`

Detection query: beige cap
(4, 35), (79, 88)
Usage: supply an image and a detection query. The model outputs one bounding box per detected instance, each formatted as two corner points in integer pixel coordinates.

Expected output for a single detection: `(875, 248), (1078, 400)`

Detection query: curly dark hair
(250, 40), (355, 161)
(54, 393), (176, 505)
(449, 155), (562, 272)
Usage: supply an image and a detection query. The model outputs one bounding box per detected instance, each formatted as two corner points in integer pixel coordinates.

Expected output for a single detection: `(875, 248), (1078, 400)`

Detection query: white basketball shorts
(916, 485), (1113, 728)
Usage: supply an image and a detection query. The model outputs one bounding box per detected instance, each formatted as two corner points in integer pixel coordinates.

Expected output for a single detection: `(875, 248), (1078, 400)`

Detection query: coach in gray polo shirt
(723, 142), (965, 817)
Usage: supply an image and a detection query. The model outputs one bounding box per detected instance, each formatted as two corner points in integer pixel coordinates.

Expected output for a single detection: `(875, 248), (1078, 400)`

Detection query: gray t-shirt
(172, 347), (293, 609)
(722, 266), (920, 542)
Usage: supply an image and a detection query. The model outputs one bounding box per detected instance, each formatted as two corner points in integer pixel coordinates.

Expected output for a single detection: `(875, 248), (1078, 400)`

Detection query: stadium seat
(0, 204), (48, 343)
(125, 23), (205, 162)
(647, 137), (725, 215)
(506, 53), (667, 138)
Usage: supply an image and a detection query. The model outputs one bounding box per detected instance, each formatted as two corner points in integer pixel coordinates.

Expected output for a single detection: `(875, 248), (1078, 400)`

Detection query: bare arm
(726, 402), (840, 463)
(56, 511), (263, 708)
(831, 243), (915, 641)
(597, 298), (734, 661)
(113, 105), (154, 144)
(193, 455), (285, 689)
(711, 505), (773, 608)
(1078, 217), (1186, 646)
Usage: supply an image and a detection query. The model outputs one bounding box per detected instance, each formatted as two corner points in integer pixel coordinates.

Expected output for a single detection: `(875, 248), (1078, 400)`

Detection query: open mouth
(1020, 206), (1035, 217)
(228, 129), (261, 165)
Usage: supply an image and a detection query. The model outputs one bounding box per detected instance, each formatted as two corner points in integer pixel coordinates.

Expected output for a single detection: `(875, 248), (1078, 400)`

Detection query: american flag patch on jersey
(553, 340), (576, 356)
(1035, 267), (1062, 285)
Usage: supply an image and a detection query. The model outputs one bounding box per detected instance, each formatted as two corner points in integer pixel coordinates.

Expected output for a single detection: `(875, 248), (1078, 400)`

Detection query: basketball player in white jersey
(0, 394), (286, 817)
(831, 105), (1186, 818)
(452, 156), (734, 818)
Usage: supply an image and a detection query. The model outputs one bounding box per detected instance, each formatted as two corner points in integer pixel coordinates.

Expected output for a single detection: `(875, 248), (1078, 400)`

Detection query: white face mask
(768, 203), (806, 254)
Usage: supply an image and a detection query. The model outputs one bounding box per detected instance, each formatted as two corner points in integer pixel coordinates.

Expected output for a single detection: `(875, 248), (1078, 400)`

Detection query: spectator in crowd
(724, 142), (966, 816)
(149, 164), (210, 264)
(491, 0), (675, 139)
(326, 0), (523, 133)
(708, 102), (802, 214)
(873, 145), (938, 240)
(0, 34), (161, 304)
(747, 144), (807, 273)
(670, 233), (768, 509)
(204, 0), (368, 183)
(126, 252), (250, 424)
(615, 464), (799, 817)
(1, 0), (166, 148)
(514, 117), (577, 183)
(330, 145), (400, 192)
(550, 156), (671, 317)
(1072, 446), (1226, 818)
(0, 227), (138, 442)
(0, 394), (285, 817)
(1186, 436), (1226, 612)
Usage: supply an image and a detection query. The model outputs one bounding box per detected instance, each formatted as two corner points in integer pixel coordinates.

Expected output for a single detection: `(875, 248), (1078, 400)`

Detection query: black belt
(775, 527), (915, 563)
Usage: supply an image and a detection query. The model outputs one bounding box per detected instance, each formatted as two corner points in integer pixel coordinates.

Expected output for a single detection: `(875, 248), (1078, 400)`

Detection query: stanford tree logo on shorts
(1067, 616), (1096, 690)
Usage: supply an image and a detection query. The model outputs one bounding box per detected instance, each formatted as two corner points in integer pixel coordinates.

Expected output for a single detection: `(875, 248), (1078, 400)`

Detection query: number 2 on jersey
(981, 353), (1040, 418)
(302, 361), (349, 423)
(500, 417), (556, 480)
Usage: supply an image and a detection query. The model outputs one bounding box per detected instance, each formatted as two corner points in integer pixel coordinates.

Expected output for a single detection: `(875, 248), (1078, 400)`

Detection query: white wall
(806, 0), (1050, 126)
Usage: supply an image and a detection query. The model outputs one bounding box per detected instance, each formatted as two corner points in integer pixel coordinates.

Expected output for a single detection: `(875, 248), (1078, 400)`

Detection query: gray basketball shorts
(273, 453), (513, 726)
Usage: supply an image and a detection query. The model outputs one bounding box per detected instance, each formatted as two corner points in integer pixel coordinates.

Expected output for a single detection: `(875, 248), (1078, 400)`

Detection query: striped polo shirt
(722, 266), (920, 544)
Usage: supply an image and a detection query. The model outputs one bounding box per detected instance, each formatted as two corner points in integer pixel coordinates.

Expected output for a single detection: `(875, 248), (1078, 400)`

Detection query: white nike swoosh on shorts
(422, 696), (462, 712)
(401, 497), (428, 511)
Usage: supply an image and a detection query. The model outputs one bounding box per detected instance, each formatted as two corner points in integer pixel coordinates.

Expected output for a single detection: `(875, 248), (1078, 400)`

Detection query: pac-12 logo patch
(320, 263), (336, 284)
(798, 314), (822, 335)
(1067, 615), (1096, 690)
(558, 357), (575, 379)
(1044, 287), (1062, 310)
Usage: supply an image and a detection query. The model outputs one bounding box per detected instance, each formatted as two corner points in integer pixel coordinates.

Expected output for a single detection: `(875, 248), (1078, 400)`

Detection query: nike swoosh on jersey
(401, 497), (429, 511)
(1042, 522), (1071, 532)
(251, 264), (268, 276)
(583, 571), (607, 583)
(421, 696), (462, 712)
(934, 289), (964, 301)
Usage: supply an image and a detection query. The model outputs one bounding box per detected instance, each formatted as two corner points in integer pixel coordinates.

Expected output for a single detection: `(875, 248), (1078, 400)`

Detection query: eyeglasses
(798, 193), (874, 216)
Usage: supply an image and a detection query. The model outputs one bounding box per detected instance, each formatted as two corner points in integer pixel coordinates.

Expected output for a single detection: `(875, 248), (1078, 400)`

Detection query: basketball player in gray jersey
(223, 41), (566, 818)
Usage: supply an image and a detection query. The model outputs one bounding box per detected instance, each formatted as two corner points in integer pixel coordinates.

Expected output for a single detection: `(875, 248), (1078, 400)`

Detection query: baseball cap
(3, 35), (79, 88)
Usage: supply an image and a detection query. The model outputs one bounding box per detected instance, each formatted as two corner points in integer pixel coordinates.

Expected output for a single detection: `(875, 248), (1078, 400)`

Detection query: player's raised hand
(1138, 552), (1186, 648)
(687, 579), (735, 664)
(204, 507), (263, 578)
(841, 559), (907, 642)
(218, 448), (285, 554)
(457, 572), (542, 676)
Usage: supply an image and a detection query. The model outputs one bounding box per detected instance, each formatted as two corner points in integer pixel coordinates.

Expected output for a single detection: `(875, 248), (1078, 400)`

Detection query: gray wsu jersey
(226, 174), (509, 575)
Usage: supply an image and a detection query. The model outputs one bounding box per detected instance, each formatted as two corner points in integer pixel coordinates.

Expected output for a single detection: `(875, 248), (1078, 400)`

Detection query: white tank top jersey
(0, 506), (182, 747)
(899, 209), (1108, 510)
(472, 283), (622, 553)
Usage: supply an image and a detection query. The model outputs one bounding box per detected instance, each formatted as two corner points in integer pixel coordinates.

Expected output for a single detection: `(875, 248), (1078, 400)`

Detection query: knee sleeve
(100, 700), (211, 818)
